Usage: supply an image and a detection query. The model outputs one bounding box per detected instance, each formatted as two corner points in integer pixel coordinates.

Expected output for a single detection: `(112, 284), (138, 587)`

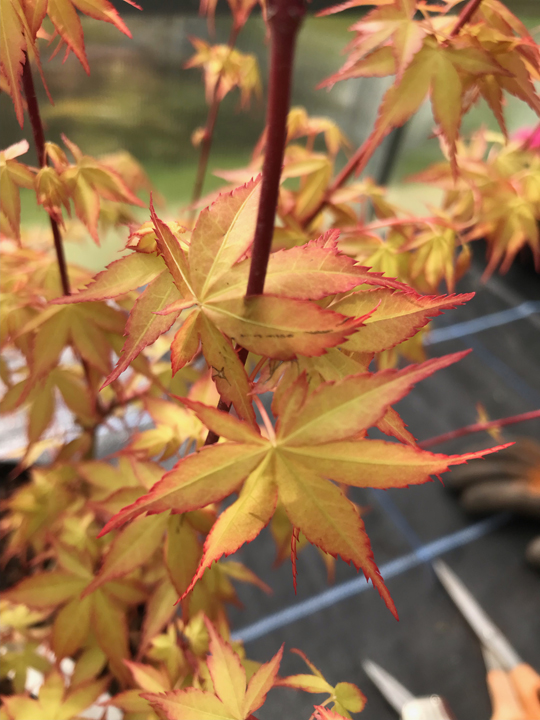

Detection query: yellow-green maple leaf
(100, 352), (509, 618)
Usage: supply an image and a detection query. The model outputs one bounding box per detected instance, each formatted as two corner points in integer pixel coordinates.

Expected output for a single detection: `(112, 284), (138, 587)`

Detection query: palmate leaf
(60, 179), (392, 422)
(143, 618), (282, 720)
(320, 0), (425, 82)
(0, 141), (35, 237)
(139, 578), (179, 655)
(360, 39), (506, 171)
(0, 0), (50, 128)
(20, 302), (125, 382)
(201, 294), (365, 360)
(201, 232), (409, 303)
(189, 177), (262, 298)
(3, 547), (145, 683)
(162, 213), (397, 368)
(57, 181), (263, 403)
(55, 251), (166, 303)
(82, 513), (169, 597)
(59, 140), (146, 242)
(185, 38), (261, 108)
(47, 0), (134, 74)
(1, 670), (109, 720)
(277, 288), (472, 386)
(335, 289), (474, 354)
(276, 648), (366, 718)
(103, 270), (184, 386)
(0, 0), (30, 127)
(182, 233), (384, 363)
(100, 352), (508, 618)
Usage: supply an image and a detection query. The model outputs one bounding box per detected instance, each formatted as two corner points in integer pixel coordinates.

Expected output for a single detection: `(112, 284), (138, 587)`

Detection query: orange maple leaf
(100, 352), (510, 618)
(143, 617), (283, 720)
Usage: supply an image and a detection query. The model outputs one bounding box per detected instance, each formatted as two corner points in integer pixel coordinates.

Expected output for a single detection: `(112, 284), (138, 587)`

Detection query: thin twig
(246, 0), (305, 296)
(249, 355), (268, 382)
(301, 135), (373, 229)
(22, 54), (104, 436)
(21, 54), (70, 297)
(190, 24), (240, 211)
(450, 0), (483, 37)
(418, 409), (540, 449)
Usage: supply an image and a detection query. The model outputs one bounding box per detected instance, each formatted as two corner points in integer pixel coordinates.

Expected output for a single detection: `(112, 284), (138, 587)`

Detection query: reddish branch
(450, 0), (483, 37)
(204, 0), (305, 445)
(22, 55), (105, 429)
(419, 409), (540, 449)
(246, 0), (306, 295)
(21, 55), (71, 297)
(191, 25), (241, 209)
(301, 134), (374, 229)
(311, 148), (364, 225)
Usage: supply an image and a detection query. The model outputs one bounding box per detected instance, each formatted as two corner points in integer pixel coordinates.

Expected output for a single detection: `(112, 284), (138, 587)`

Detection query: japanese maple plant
(1, 0), (539, 718)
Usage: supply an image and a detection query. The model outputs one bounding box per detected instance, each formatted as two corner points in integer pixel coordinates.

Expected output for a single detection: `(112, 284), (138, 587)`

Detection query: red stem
(301, 133), (373, 229)
(246, 0), (305, 296)
(22, 54), (105, 433)
(21, 55), (71, 297)
(450, 0), (483, 37)
(191, 25), (240, 210)
(204, 0), (305, 446)
(419, 409), (540, 449)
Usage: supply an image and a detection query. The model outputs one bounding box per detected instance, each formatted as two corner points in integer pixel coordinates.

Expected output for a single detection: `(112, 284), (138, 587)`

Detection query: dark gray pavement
(228, 251), (540, 720)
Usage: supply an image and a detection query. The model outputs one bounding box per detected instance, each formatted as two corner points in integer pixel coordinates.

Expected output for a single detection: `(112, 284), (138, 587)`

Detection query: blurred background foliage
(2, 4), (538, 268)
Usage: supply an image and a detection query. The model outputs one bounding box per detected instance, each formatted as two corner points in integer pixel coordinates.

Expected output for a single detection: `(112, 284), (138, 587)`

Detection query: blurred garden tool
(362, 659), (456, 719)
(445, 439), (540, 568)
(482, 645), (529, 720)
(433, 560), (540, 718)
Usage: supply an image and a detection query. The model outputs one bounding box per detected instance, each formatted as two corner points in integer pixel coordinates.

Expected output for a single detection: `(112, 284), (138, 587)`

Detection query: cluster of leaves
(0, 0), (537, 718)
(1, 136), (145, 243)
(313, 0), (540, 278)
(186, 37), (261, 111)
(319, 0), (540, 170)
(411, 128), (540, 275)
